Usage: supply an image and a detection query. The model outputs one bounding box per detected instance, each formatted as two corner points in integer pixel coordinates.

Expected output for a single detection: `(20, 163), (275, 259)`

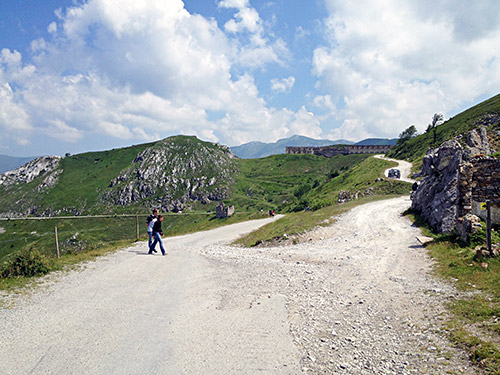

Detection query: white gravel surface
(375, 154), (416, 183)
(0, 198), (478, 374)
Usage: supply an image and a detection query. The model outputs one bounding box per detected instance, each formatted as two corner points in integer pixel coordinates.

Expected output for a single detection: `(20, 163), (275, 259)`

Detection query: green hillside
(389, 93), (500, 164)
(230, 153), (371, 212)
(0, 137), (390, 218)
(0, 143), (154, 215)
(234, 156), (410, 247)
(1, 135), (410, 272)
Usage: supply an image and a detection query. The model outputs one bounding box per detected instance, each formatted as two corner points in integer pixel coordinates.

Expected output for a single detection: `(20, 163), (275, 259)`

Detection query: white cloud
(271, 76), (295, 93)
(218, 0), (258, 35)
(215, 74), (321, 145)
(47, 22), (57, 34)
(316, 0), (500, 139)
(288, 106), (322, 138)
(221, 5), (260, 34)
(312, 95), (336, 113)
(44, 119), (83, 142)
(0, 0), (304, 153)
(217, 0), (288, 68)
(295, 26), (309, 40)
(0, 82), (31, 132)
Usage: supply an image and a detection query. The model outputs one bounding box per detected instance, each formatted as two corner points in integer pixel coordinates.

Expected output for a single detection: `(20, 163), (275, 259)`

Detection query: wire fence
(0, 211), (254, 262)
(0, 214), (190, 261)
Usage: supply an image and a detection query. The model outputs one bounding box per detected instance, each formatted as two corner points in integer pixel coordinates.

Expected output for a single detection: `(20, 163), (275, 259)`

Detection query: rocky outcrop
(464, 126), (493, 158)
(338, 187), (374, 204)
(103, 136), (237, 211)
(411, 126), (495, 234)
(0, 156), (62, 188)
(410, 140), (464, 233)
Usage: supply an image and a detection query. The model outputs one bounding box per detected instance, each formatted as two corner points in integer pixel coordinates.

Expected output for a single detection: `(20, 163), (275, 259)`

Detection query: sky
(0, 0), (499, 157)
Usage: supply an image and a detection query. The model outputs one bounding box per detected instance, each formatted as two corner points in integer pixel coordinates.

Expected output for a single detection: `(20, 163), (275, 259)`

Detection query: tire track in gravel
(202, 196), (479, 374)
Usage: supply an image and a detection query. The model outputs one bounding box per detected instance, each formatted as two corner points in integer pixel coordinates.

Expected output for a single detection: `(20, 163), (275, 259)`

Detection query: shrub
(293, 184), (312, 198)
(1, 250), (51, 278)
(311, 198), (334, 211)
(291, 199), (309, 212)
(469, 222), (500, 247)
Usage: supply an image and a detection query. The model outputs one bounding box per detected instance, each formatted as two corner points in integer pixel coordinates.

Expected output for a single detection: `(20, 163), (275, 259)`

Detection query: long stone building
(286, 144), (393, 157)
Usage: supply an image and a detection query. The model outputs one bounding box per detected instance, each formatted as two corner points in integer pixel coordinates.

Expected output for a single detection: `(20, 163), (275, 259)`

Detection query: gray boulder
(411, 126), (494, 233)
(411, 140), (463, 233)
(465, 126), (493, 158)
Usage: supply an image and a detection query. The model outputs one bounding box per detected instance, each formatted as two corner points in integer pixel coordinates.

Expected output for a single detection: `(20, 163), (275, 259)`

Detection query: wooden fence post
(55, 226), (60, 259)
(486, 200), (492, 254)
(136, 215), (139, 241)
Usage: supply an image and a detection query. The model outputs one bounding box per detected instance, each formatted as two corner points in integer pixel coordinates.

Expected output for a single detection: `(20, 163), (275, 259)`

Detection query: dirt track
(374, 154), (415, 183)
(0, 199), (478, 374)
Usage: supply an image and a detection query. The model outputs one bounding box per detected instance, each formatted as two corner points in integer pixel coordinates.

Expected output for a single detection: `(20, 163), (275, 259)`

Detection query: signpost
(54, 226), (60, 259)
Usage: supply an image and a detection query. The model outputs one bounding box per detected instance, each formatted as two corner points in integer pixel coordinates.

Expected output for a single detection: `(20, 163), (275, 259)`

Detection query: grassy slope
(46, 143), (156, 212)
(407, 213), (500, 374)
(310, 156), (408, 200)
(389, 93), (500, 166)
(230, 153), (371, 212)
(0, 142), (154, 215)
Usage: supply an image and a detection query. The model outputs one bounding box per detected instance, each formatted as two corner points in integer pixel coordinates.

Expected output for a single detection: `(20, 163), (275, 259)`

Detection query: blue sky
(0, 0), (499, 157)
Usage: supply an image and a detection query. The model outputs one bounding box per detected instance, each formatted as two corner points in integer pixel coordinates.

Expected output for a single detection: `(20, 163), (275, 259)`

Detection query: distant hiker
(146, 209), (158, 253)
(149, 215), (166, 256)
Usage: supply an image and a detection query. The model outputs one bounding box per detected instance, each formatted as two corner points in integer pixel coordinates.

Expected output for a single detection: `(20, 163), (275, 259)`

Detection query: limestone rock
(0, 156), (62, 187)
(103, 137), (237, 211)
(465, 126), (494, 158)
(411, 140), (463, 233)
(456, 214), (482, 242)
(411, 126), (495, 234)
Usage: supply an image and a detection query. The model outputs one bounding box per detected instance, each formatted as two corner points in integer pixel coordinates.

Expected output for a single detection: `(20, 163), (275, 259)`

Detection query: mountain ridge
(0, 154), (39, 174)
(230, 135), (397, 159)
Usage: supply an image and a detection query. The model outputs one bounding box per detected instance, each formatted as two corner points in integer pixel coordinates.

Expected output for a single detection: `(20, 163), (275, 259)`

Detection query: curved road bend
(374, 154), (416, 183)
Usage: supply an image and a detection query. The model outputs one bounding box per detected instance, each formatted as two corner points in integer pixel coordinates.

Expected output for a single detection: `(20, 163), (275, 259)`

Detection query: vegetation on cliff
(389, 93), (500, 165)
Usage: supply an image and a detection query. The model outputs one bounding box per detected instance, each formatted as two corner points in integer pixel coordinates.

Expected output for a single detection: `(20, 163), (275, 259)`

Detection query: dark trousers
(149, 232), (166, 255)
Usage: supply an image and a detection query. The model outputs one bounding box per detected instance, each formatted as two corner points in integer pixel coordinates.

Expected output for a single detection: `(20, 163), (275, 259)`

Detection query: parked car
(388, 168), (401, 179)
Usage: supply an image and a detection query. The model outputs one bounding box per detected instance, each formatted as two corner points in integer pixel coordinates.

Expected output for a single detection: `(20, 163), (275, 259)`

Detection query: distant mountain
(0, 155), (38, 174)
(355, 138), (398, 146)
(231, 135), (353, 159)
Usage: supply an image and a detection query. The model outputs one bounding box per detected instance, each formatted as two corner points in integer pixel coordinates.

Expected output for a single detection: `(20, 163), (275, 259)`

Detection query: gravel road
(374, 154), (415, 184)
(1, 198), (478, 374)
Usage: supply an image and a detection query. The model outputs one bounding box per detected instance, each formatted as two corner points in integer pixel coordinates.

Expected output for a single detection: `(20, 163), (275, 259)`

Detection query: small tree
(426, 113), (444, 142)
(397, 125), (417, 145)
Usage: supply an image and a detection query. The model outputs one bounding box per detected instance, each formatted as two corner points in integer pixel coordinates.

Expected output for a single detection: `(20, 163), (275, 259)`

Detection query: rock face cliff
(411, 127), (494, 233)
(103, 136), (237, 212)
(0, 156), (62, 189)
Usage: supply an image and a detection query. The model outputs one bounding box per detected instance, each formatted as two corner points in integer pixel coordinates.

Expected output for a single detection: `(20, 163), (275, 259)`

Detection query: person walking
(149, 215), (166, 256)
(146, 209), (158, 253)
